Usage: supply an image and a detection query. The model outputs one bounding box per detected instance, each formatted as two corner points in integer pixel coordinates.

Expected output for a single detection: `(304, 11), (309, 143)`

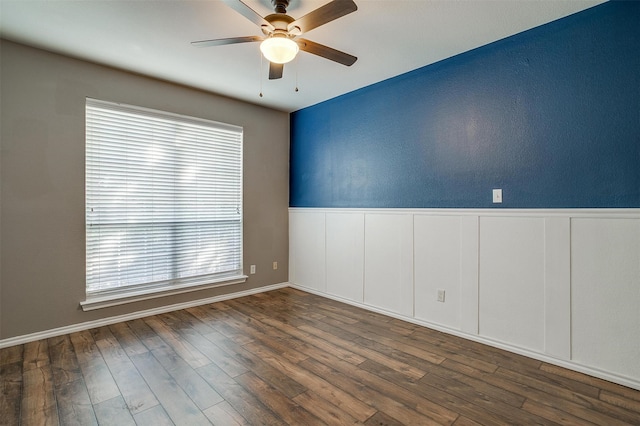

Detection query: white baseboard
(0, 282), (288, 349)
(289, 283), (640, 392)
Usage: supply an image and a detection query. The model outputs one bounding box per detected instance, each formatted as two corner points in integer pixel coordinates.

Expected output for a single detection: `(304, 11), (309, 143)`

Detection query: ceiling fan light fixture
(260, 35), (299, 64)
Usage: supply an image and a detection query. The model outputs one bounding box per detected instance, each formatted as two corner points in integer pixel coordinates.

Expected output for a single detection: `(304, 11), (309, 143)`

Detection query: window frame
(81, 98), (246, 311)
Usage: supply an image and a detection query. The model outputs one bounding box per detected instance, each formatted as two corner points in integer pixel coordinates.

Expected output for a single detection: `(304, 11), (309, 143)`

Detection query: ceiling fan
(192, 0), (358, 80)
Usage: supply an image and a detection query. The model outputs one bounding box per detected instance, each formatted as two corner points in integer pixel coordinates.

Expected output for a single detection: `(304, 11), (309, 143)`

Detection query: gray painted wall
(0, 40), (289, 339)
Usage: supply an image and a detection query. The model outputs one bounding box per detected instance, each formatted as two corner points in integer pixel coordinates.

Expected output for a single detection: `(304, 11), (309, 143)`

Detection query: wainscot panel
(326, 212), (365, 303)
(289, 207), (640, 391)
(571, 217), (640, 381)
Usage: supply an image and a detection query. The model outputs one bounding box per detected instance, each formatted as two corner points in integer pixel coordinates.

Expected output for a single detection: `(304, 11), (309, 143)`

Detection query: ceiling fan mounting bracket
(271, 0), (290, 14)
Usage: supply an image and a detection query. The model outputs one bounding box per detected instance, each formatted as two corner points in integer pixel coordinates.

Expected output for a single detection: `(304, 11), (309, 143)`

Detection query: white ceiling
(0, 0), (604, 112)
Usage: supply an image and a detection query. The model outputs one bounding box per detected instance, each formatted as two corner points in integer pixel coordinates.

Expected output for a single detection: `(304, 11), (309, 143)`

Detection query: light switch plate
(493, 188), (503, 203)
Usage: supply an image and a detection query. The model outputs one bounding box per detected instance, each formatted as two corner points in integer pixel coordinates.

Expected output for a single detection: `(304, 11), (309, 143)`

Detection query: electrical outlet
(250, 265), (256, 274)
(273, 261), (278, 270)
(437, 289), (446, 303)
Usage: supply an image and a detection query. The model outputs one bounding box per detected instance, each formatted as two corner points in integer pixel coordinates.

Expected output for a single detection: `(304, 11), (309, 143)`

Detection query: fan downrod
(271, 0), (289, 14)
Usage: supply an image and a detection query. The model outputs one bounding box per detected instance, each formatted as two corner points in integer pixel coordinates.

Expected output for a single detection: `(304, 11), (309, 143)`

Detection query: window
(83, 98), (244, 309)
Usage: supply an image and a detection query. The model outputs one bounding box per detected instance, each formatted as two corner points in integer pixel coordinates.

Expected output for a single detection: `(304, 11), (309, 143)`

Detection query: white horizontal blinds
(86, 98), (243, 294)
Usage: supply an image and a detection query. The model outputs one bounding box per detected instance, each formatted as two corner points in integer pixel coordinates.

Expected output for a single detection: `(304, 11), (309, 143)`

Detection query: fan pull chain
(259, 52), (264, 98)
(295, 54), (299, 92)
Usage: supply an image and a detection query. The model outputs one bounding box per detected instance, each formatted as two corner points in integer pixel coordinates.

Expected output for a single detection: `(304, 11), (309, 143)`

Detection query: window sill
(80, 274), (248, 311)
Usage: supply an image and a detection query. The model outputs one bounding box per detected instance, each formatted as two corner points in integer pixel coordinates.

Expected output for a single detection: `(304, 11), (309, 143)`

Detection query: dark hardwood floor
(1, 287), (640, 425)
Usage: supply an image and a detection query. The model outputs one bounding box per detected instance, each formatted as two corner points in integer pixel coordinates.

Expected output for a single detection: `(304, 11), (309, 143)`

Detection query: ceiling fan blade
(223, 0), (274, 32)
(297, 38), (357, 66)
(269, 62), (284, 80)
(191, 36), (262, 47)
(288, 0), (357, 34)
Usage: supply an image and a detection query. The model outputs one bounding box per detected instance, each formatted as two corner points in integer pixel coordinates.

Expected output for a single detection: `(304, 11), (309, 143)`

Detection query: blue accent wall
(290, 2), (640, 208)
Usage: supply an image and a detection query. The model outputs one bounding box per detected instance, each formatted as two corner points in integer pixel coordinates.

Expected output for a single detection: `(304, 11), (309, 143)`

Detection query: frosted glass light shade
(260, 36), (299, 64)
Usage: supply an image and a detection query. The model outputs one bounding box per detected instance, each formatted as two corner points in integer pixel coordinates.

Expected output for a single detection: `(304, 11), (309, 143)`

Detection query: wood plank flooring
(2, 287), (640, 425)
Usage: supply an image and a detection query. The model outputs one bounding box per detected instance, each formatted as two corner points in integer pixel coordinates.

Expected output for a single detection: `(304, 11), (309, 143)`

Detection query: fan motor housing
(263, 13), (295, 35)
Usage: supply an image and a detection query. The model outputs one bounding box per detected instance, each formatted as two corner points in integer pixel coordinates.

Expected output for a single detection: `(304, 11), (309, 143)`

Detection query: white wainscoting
(479, 216), (546, 352)
(364, 213), (414, 317)
(570, 218), (640, 382)
(289, 210), (326, 293)
(289, 208), (640, 391)
(326, 212), (365, 303)
(414, 215), (462, 329)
